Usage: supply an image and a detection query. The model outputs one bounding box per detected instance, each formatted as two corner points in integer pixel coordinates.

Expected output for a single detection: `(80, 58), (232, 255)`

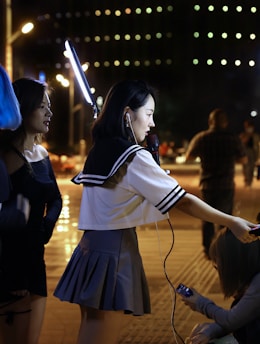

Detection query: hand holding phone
(176, 283), (193, 297)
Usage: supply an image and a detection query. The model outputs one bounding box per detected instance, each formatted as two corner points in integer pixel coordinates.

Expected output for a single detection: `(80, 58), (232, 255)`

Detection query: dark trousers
(201, 188), (234, 253)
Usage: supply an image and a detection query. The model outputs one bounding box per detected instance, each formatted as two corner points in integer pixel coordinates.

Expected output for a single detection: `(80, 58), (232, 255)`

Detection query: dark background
(1, 0), (260, 154)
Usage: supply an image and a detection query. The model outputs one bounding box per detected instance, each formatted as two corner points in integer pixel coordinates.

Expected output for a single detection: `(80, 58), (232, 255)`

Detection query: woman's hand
(228, 216), (258, 243)
(179, 288), (201, 311)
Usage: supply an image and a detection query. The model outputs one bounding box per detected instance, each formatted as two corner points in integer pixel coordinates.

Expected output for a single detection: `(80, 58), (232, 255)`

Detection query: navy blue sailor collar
(72, 137), (144, 186)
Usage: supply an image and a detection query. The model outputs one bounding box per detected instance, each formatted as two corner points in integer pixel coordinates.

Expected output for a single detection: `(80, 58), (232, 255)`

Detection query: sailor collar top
(72, 137), (186, 230)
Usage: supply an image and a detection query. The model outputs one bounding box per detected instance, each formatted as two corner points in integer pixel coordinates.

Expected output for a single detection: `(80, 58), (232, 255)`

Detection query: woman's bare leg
(27, 294), (46, 344)
(77, 306), (125, 344)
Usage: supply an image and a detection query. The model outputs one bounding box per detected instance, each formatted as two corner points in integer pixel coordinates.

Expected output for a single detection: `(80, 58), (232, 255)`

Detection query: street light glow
(21, 22), (34, 34)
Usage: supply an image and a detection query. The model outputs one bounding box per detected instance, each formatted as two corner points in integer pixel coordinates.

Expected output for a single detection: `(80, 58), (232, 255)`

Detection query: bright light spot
(207, 32), (214, 38)
(124, 34), (131, 40)
(94, 36), (101, 42)
(208, 5), (214, 12)
(114, 60), (120, 66)
(194, 32), (199, 38)
(194, 5), (200, 11)
(249, 60), (255, 67)
(125, 8), (131, 14)
(105, 9), (111, 15)
(95, 10), (101, 16)
(207, 59), (213, 65)
(251, 7), (257, 14)
(114, 34), (120, 40)
(115, 10), (121, 16)
(251, 110), (258, 117)
(124, 60), (130, 66)
(221, 59), (227, 65)
(236, 33), (242, 39)
(145, 34), (151, 40)
(146, 7), (152, 14)
(136, 8), (142, 14)
(134, 60), (141, 66)
(156, 6), (163, 13)
(235, 60), (241, 66)
(222, 6), (228, 12)
(135, 34), (141, 40)
(250, 33), (256, 40)
(236, 6), (242, 12)
(21, 22), (34, 34)
(222, 32), (228, 39)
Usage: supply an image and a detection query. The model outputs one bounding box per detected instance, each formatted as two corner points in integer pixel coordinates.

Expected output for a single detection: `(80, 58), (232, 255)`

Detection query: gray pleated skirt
(54, 228), (151, 315)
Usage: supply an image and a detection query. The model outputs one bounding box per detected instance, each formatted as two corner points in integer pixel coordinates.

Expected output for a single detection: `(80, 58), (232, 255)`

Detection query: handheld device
(249, 224), (260, 236)
(176, 283), (193, 297)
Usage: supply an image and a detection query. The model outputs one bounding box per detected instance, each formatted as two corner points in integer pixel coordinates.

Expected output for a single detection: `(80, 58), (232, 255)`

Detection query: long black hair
(0, 78), (46, 150)
(210, 228), (260, 298)
(92, 80), (156, 143)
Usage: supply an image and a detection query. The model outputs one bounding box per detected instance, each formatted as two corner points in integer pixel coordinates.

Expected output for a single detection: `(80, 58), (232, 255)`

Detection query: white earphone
(125, 112), (131, 123)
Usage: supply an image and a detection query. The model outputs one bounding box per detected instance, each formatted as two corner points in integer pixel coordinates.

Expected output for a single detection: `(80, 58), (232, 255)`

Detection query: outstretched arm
(175, 193), (257, 243)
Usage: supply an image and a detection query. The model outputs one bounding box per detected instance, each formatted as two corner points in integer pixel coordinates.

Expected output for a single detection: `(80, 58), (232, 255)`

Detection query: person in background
(0, 78), (62, 344)
(185, 109), (247, 258)
(181, 227), (260, 344)
(239, 119), (260, 188)
(54, 80), (256, 344)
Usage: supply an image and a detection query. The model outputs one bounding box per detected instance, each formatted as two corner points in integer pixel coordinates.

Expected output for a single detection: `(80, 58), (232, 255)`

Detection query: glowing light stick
(65, 39), (98, 118)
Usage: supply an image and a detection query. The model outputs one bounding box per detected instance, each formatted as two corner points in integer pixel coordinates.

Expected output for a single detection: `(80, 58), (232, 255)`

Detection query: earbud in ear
(125, 112), (131, 127)
(125, 112), (131, 122)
